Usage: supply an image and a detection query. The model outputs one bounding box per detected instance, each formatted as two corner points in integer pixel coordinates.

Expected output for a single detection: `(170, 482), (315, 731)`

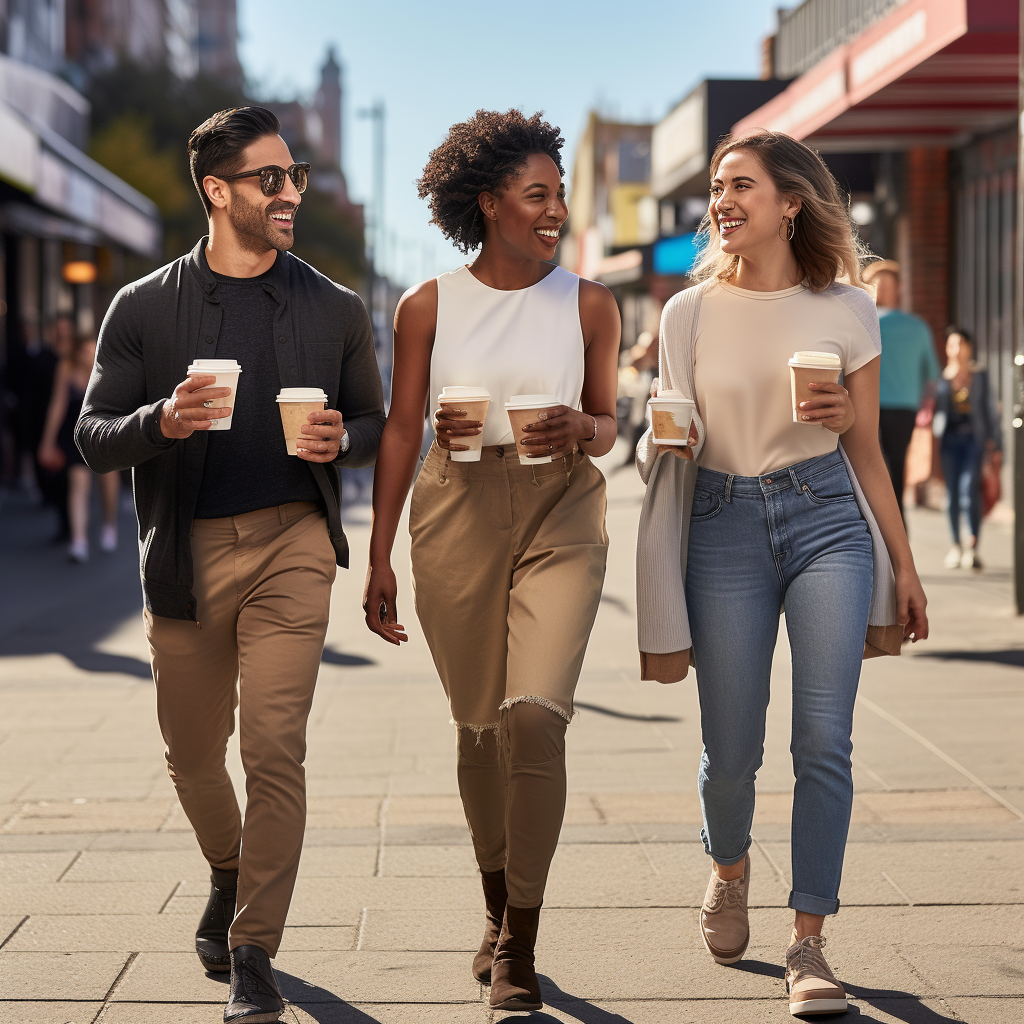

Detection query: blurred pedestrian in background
(862, 260), (939, 520)
(5, 317), (76, 539)
(934, 327), (1000, 570)
(37, 336), (120, 562)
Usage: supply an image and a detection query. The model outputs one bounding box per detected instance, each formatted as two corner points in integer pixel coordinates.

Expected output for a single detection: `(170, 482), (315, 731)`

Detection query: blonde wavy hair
(691, 130), (871, 293)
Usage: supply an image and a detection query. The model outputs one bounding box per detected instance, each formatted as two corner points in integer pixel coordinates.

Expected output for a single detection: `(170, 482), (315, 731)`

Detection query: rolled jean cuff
(788, 890), (840, 916)
(701, 828), (751, 866)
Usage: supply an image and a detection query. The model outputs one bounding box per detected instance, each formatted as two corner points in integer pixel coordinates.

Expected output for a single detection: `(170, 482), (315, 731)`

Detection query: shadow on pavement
(916, 648), (1024, 668)
(734, 960), (960, 1022)
(276, 972), (382, 1021)
(321, 646), (376, 667)
(575, 701), (681, 723)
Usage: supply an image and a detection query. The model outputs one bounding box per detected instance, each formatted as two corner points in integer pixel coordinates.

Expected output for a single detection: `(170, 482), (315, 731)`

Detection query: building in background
(735, 0), (1019, 498)
(197, 0), (242, 85)
(559, 113), (658, 350)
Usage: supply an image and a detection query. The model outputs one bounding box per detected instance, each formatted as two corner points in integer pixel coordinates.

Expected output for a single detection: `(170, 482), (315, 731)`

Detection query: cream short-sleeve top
(693, 281), (881, 478)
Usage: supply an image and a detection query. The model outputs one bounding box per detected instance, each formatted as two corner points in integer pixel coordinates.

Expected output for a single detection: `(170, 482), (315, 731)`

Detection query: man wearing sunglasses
(76, 106), (385, 1023)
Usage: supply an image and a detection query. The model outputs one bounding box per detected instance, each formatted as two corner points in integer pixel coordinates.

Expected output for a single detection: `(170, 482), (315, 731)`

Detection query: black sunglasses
(220, 163), (310, 197)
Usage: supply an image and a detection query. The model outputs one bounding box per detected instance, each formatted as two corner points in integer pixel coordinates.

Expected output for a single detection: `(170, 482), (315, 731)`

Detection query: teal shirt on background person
(877, 307), (940, 410)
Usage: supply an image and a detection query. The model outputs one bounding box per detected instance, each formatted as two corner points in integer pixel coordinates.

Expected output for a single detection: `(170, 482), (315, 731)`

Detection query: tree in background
(86, 61), (365, 289)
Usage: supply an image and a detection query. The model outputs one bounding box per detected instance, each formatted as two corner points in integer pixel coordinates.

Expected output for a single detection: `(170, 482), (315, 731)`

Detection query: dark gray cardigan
(76, 238), (385, 621)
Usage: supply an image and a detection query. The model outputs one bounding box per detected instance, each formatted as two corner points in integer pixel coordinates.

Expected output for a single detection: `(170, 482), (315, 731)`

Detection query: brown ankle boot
(488, 903), (542, 1011)
(472, 868), (508, 983)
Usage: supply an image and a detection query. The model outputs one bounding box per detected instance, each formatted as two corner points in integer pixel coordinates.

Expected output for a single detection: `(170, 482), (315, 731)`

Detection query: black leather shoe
(195, 870), (237, 973)
(224, 945), (284, 1023)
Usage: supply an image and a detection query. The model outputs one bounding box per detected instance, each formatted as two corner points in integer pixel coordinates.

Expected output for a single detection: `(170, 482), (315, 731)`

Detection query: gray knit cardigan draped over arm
(634, 282), (902, 682)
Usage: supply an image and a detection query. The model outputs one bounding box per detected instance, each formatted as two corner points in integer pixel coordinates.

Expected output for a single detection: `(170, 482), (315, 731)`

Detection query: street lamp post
(358, 100), (386, 347)
(1015, 0), (1023, 613)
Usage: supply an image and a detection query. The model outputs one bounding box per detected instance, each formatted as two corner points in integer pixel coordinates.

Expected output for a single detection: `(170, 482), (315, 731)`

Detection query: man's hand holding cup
(160, 375), (233, 438)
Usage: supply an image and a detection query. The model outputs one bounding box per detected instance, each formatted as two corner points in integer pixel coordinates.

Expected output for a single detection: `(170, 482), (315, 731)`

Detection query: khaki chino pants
(145, 502), (336, 956)
(410, 444), (608, 904)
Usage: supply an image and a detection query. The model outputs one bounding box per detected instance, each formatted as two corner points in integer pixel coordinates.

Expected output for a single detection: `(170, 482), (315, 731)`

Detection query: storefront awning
(733, 0), (1018, 152)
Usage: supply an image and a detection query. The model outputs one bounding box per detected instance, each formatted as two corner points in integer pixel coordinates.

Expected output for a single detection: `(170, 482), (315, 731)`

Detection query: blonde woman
(635, 130), (928, 1016)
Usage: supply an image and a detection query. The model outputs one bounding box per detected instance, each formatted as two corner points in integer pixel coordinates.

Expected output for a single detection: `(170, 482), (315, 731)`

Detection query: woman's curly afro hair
(417, 109), (564, 253)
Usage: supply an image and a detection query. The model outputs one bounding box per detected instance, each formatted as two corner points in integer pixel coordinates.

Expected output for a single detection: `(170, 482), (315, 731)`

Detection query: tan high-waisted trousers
(410, 443), (608, 906)
(145, 502), (336, 956)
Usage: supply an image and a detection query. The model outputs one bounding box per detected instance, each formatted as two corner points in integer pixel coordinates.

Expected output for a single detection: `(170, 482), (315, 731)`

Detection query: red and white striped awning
(733, 0), (1018, 152)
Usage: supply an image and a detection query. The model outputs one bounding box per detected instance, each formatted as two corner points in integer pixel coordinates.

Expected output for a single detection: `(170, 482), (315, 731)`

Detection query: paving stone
(0, 882), (176, 916)
(305, 797), (383, 830)
(0, 951), (129, 999)
(279, 926), (357, 952)
(0, 851), (78, 884)
(0, 1002), (104, 1024)
(943, 996), (1024, 1022)
(2, 800), (173, 834)
(289, 1007), (484, 1024)
(63, 849), (210, 883)
(91, 1007), (223, 1024)
(297, 846), (378, 878)
(900, 944), (1024, 996)
(6, 913), (195, 951)
(378, 844), (477, 877)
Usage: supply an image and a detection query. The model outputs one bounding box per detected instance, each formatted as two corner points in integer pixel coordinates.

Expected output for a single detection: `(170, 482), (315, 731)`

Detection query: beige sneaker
(786, 932), (847, 1016)
(943, 544), (962, 569)
(699, 853), (750, 964)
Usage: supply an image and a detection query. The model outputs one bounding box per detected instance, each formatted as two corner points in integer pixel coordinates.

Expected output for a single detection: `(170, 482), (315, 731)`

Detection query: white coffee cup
(437, 386), (491, 462)
(788, 352), (842, 423)
(187, 359), (242, 430)
(505, 393), (560, 465)
(276, 387), (329, 455)
(648, 389), (695, 446)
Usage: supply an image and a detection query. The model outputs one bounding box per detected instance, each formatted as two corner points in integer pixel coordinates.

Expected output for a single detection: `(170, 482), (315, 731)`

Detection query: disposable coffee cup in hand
(789, 351), (842, 424)
(437, 386), (491, 462)
(187, 359), (242, 430)
(505, 393), (560, 465)
(276, 387), (329, 455)
(648, 389), (695, 446)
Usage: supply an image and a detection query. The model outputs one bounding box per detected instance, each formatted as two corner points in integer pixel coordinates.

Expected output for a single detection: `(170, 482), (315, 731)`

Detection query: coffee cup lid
(789, 351), (841, 368)
(276, 387), (328, 403)
(188, 359), (241, 372)
(505, 393), (559, 410)
(438, 386), (490, 402)
(649, 394), (695, 407)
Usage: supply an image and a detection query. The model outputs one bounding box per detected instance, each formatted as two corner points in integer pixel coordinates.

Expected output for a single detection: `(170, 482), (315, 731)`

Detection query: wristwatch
(339, 429), (350, 453)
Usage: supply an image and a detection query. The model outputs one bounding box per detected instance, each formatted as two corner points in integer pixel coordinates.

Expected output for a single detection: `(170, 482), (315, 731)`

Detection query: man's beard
(228, 188), (294, 255)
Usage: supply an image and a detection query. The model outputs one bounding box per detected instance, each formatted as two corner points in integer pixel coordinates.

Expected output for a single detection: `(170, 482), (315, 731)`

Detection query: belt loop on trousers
(788, 467), (801, 492)
(564, 448), (578, 485)
(724, 474), (734, 503)
(278, 504), (288, 524)
(439, 449), (451, 485)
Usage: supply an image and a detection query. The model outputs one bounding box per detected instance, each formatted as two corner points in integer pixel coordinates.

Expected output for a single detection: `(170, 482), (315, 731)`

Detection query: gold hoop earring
(780, 216), (796, 242)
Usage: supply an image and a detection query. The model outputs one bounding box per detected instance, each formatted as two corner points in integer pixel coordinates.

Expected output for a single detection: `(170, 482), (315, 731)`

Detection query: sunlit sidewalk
(0, 448), (1021, 1023)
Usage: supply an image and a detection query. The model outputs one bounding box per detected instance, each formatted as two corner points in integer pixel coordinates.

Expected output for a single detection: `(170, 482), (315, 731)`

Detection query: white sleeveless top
(430, 265), (586, 446)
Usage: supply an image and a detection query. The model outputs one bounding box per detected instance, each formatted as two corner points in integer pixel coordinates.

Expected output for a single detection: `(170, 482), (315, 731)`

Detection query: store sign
(769, 69), (846, 137)
(851, 10), (927, 88)
(0, 102), (38, 192)
(654, 232), (702, 276)
(651, 90), (705, 198)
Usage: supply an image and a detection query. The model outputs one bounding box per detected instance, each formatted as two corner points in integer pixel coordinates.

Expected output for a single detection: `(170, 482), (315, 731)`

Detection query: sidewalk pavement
(0, 443), (1021, 1024)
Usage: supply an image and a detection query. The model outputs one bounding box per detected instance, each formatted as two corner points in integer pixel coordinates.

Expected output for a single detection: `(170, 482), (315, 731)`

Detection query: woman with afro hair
(363, 109), (620, 1010)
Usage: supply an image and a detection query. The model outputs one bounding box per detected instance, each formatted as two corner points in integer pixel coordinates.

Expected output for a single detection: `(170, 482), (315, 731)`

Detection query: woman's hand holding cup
(433, 405), (483, 452)
(518, 405), (591, 460)
(799, 381), (856, 433)
(649, 380), (697, 459)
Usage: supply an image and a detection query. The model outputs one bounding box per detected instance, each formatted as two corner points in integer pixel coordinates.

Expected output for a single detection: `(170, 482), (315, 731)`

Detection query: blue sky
(238, 0), (781, 284)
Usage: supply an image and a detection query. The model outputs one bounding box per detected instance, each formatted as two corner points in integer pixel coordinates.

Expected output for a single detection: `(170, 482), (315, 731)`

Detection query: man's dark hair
(188, 106), (282, 214)
(417, 109), (564, 253)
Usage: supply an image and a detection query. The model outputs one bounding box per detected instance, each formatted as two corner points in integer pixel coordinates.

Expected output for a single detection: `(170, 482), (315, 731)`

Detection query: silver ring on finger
(549, 444), (554, 454)
(203, 400), (212, 408)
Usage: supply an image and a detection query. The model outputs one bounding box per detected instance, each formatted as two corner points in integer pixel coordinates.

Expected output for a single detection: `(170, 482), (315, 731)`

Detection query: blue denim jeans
(685, 448), (873, 916)
(940, 431), (983, 544)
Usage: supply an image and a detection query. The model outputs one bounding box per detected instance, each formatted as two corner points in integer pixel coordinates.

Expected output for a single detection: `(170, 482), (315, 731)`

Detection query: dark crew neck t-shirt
(192, 268), (320, 518)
